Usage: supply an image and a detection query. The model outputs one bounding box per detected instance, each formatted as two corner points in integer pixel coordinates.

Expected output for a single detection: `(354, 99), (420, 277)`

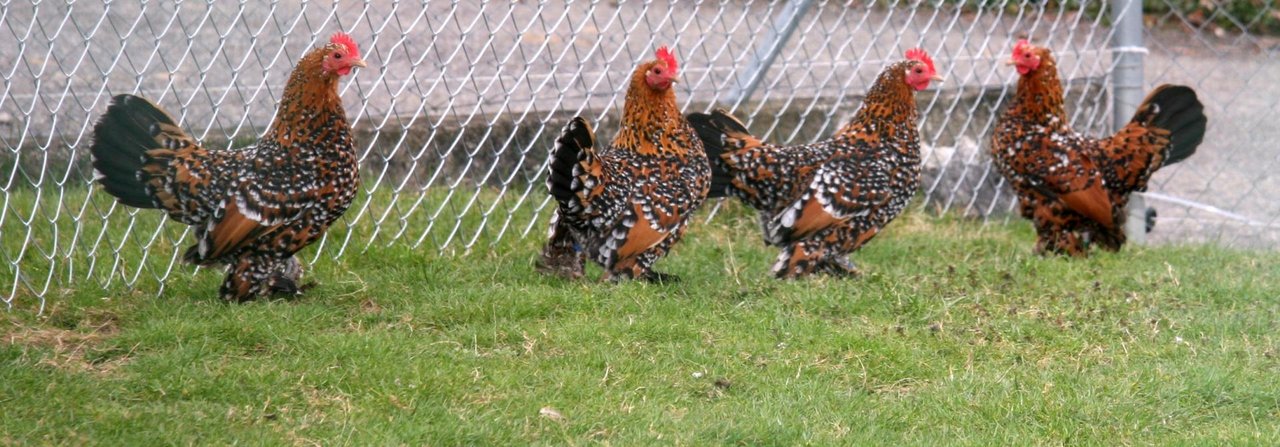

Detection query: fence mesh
(2, 1), (1276, 312)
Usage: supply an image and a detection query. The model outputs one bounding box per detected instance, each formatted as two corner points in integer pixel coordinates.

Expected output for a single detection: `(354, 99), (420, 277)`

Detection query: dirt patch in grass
(3, 310), (130, 375)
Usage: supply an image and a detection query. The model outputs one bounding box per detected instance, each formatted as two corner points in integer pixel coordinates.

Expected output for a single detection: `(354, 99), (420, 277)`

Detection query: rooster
(991, 40), (1207, 256)
(688, 49), (942, 278)
(538, 47), (710, 282)
(89, 32), (367, 301)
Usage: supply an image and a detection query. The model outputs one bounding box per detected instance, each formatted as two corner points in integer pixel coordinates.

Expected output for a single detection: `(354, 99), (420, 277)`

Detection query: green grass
(3, 193), (1280, 445)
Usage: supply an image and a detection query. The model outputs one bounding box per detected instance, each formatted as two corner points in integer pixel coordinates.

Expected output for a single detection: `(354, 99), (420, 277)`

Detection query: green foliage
(1146, 0), (1280, 35)
(890, 1), (1278, 35)
(4, 193), (1280, 444)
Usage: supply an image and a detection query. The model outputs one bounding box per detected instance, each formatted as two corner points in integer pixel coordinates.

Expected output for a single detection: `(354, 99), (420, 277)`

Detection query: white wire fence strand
(2, 2), (1276, 312)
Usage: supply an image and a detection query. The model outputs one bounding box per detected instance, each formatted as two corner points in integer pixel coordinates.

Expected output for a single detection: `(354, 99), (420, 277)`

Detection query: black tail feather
(89, 94), (177, 209)
(539, 117), (593, 279)
(547, 117), (594, 204)
(687, 109), (750, 199)
(1133, 85), (1207, 166)
(536, 212), (585, 279)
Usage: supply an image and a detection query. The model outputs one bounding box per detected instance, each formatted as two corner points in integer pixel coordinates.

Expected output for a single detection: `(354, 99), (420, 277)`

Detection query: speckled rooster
(992, 40), (1207, 256)
(688, 48), (942, 278)
(89, 33), (367, 301)
(538, 47), (710, 282)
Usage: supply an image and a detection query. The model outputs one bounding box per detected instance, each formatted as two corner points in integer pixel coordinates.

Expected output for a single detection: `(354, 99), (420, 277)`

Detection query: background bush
(917, 1), (1278, 36)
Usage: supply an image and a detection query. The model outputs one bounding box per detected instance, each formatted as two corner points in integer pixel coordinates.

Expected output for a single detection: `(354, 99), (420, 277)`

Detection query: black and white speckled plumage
(690, 58), (933, 278)
(992, 41), (1206, 256)
(539, 49), (710, 282)
(89, 34), (365, 301)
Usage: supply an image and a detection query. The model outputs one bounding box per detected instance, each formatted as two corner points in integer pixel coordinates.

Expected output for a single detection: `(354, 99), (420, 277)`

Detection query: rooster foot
(820, 257), (862, 278)
(268, 257), (312, 297)
(536, 258), (585, 280)
(640, 270), (681, 284)
(269, 277), (316, 297)
(536, 248), (585, 280)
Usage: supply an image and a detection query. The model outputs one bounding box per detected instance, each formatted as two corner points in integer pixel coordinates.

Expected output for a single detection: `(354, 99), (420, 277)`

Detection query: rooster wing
(766, 156), (885, 244)
(1011, 131), (1117, 229)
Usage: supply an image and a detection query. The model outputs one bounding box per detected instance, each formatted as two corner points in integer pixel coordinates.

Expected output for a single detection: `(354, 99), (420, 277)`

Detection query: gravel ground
(1, 2), (1274, 248)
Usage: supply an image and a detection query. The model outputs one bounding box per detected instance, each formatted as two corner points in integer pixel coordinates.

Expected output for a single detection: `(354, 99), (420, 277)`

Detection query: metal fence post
(1110, 0), (1148, 244)
(728, 0), (816, 105)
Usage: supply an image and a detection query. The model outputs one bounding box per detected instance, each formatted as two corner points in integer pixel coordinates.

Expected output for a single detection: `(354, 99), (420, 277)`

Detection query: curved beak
(1003, 58), (1017, 66)
(931, 73), (945, 83)
(352, 58), (368, 69)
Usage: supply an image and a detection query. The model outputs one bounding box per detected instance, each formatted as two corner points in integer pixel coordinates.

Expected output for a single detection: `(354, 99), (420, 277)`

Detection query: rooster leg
(1033, 229), (1062, 256)
(636, 233), (682, 283)
(219, 254), (312, 301)
(610, 224), (688, 284)
(1031, 206), (1079, 256)
(1034, 230), (1065, 256)
(267, 255), (312, 296)
(602, 258), (681, 284)
(817, 226), (878, 277)
(1088, 223), (1125, 252)
(640, 270), (681, 284)
(819, 256), (862, 278)
(1036, 228), (1089, 257)
(601, 257), (646, 283)
(220, 254), (272, 302)
(1062, 232), (1088, 257)
(772, 241), (824, 279)
(536, 211), (585, 279)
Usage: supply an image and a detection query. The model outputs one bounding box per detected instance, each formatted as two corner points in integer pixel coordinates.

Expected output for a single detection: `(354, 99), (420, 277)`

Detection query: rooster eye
(335, 53), (343, 59)
(654, 68), (662, 75)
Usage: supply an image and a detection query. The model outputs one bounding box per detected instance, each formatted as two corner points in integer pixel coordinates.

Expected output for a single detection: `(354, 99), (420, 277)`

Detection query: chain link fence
(2, 1), (1276, 312)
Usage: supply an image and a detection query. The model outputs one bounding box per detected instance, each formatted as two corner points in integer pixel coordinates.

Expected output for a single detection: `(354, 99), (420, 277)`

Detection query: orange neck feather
(611, 66), (683, 155)
(1010, 57), (1067, 125)
(266, 47), (347, 143)
(840, 61), (919, 135)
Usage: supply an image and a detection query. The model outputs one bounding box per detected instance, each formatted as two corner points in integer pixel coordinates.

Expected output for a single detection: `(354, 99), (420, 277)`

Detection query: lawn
(3, 200), (1279, 445)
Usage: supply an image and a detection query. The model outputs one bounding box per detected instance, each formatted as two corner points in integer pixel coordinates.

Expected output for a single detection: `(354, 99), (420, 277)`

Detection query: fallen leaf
(539, 406), (565, 421)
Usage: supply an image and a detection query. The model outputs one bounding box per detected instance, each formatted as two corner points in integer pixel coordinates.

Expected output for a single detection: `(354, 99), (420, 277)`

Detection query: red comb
(655, 46), (678, 76)
(905, 48), (935, 73)
(1013, 39), (1031, 54)
(330, 32), (360, 59)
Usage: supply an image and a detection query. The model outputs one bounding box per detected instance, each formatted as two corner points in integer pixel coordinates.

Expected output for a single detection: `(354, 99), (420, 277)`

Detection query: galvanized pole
(1110, 0), (1148, 244)
(728, 0), (816, 105)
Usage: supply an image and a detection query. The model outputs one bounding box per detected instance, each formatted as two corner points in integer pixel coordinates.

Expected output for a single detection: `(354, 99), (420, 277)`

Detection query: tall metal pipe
(728, 0), (816, 106)
(1110, 0), (1148, 244)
